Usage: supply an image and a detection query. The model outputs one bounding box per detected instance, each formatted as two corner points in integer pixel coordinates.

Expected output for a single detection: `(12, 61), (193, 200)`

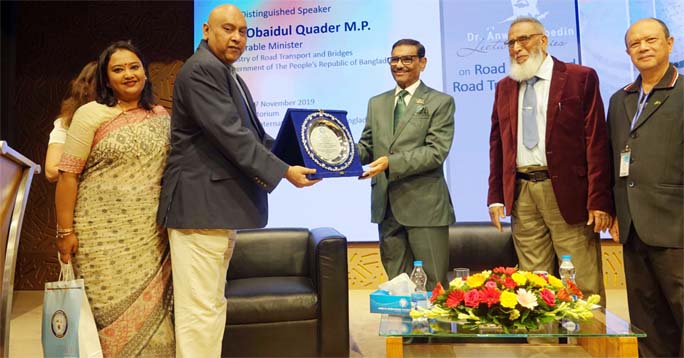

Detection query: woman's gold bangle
(56, 227), (74, 239)
(56, 232), (74, 240)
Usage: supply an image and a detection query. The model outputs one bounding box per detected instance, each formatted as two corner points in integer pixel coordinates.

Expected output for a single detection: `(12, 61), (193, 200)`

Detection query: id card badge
(619, 146), (631, 177)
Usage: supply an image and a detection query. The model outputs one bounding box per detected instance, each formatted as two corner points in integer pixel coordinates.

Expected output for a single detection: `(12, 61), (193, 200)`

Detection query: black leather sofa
(222, 227), (350, 357)
(448, 221), (518, 279)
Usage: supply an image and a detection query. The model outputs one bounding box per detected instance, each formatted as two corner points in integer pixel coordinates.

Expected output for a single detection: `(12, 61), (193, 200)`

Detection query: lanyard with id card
(619, 145), (631, 177)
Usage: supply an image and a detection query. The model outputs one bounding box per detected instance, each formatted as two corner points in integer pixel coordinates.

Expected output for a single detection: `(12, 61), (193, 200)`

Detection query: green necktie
(393, 90), (408, 133)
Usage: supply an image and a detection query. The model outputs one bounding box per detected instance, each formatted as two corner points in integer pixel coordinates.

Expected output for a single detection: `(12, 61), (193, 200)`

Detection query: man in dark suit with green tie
(358, 39), (455, 290)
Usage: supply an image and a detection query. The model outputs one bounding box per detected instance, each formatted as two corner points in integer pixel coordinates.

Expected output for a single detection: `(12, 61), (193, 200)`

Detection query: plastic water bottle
(559, 255), (580, 331)
(559, 255), (577, 299)
(410, 261), (428, 306)
(409, 261), (429, 332)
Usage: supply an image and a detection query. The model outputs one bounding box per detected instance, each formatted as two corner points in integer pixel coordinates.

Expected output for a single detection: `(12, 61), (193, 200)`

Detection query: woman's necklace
(118, 100), (140, 114)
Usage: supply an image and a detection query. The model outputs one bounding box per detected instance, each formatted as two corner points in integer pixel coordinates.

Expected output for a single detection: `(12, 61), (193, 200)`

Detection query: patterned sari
(58, 101), (174, 357)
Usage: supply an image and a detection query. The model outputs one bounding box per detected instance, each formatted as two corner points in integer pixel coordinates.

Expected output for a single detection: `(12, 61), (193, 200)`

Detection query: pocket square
(415, 105), (429, 115)
(415, 99), (428, 115)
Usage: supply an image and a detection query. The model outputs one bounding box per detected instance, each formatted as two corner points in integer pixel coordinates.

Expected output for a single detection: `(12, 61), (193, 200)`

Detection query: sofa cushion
(228, 229), (310, 279)
(226, 276), (318, 324)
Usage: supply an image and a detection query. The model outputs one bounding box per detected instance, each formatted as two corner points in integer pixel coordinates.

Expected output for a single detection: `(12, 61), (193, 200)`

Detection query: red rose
(464, 289), (481, 308)
(540, 288), (555, 306)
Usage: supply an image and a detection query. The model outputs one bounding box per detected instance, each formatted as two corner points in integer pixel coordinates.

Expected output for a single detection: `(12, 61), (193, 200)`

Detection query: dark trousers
(378, 205), (448, 291)
(623, 226), (684, 358)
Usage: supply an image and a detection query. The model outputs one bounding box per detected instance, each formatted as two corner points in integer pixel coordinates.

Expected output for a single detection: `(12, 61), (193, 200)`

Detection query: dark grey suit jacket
(357, 81), (455, 226)
(607, 65), (683, 248)
(157, 40), (288, 229)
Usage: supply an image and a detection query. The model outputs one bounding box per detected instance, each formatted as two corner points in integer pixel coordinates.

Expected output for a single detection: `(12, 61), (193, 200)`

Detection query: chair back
(448, 222), (517, 274)
(228, 228), (310, 280)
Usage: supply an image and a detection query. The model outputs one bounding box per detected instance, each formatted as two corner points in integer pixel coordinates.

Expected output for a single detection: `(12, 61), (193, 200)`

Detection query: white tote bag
(41, 256), (103, 358)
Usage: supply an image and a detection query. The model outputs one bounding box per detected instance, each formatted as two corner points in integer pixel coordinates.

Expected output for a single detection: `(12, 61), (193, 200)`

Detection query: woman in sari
(55, 41), (174, 357)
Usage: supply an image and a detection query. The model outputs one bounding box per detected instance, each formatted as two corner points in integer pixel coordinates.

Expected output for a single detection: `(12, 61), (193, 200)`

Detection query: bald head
(624, 17), (673, 76)
(203, 4), (247, 64)
(625, 18), (670, 47)
(208, 5), (242, 26)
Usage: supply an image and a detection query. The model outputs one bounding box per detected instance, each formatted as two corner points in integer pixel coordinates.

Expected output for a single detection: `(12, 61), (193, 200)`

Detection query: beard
(509, 48), (544, 81)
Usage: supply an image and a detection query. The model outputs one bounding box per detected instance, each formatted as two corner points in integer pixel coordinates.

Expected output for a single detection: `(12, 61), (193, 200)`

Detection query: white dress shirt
(394, 80), (422, 107)
(490, 55), (554, 209)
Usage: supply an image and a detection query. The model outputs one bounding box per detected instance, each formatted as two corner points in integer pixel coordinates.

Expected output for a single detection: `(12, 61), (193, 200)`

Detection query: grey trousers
(378, 205), (449, 291)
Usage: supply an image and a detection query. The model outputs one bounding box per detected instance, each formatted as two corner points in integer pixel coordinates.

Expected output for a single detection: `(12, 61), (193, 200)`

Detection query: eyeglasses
(387, 55), (421, 65)
(504, 33), (543, 48)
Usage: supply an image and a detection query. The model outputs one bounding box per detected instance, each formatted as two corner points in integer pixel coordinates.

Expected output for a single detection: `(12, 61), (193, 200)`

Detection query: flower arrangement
(410, 266), (600, 332)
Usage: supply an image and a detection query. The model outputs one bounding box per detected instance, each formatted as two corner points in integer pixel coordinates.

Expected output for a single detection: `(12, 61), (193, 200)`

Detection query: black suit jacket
(607, 65), (683, 247)
(157, 40), (288, 229)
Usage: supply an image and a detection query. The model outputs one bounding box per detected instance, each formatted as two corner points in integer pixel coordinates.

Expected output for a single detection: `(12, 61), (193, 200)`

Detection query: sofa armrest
(309, 227), (349, 357)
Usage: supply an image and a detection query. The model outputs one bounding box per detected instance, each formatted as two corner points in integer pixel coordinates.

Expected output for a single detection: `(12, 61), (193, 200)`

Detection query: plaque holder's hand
(359, 156), (388, 179)
(285, 166), (321, 187)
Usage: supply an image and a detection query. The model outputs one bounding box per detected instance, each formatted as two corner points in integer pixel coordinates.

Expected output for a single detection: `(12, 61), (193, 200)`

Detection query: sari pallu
(58, 102), (175, 357)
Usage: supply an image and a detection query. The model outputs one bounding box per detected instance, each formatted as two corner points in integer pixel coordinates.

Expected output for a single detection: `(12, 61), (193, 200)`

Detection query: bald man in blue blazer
(156, 5), (318, 357)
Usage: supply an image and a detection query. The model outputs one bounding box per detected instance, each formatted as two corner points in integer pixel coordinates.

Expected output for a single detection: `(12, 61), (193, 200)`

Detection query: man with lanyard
(607, 17), (683, 358)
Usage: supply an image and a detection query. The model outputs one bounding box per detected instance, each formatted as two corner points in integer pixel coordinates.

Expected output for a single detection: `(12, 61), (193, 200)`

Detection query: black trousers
(623, 226), (684, 358)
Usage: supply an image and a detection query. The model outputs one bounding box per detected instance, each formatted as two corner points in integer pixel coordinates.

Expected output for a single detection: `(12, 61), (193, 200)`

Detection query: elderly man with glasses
(487, 17), (611, 304)
(357, 38), (455, 291)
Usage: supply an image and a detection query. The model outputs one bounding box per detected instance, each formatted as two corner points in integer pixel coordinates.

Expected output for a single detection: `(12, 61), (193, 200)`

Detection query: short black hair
(95, 40), (155, 110)
(392, 39), (425, 58)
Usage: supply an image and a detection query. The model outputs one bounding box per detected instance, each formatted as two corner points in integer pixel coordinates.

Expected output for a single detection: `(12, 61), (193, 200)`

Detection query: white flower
(449, 277), (466, 289)
(516, 288), (538, 310)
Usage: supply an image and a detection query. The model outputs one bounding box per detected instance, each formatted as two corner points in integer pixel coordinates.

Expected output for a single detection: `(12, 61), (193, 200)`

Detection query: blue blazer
(157, 40), (288, 229)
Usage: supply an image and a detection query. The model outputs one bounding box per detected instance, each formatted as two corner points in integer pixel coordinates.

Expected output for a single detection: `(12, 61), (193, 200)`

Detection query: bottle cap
(561, 255), (571, 260)
(414, 260), (423, 266)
